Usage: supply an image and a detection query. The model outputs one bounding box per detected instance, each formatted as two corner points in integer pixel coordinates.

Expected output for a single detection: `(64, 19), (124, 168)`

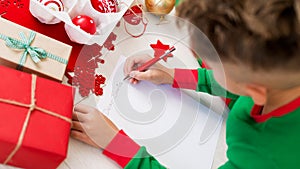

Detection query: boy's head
(177, 0), (300, 104)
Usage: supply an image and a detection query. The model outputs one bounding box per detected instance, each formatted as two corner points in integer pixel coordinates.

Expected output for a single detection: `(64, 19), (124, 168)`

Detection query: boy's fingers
(70, 130), (85, 140)
(72, 112), (79, 121)
(129, 78), (135, 83)
(71, 121), (84, 132)
(124, 58), (135, 75)
(72, 111), (86, 121)
(133, 79), (139, 84)
(129, 71), (139, 78)
(74, 104), (94, 114)
(129, 77), (139, 84)
(124, 57), (140, 75)
(70, 130), (92, 144)
(124, 55), (152, 75)
(130, 71), (151, 81)
(71, 130), (100, 148)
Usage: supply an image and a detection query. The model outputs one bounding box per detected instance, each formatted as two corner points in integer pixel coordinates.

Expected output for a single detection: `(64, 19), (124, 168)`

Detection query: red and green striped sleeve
(103, 130), (167, 168)
(173, 68), (239, 100)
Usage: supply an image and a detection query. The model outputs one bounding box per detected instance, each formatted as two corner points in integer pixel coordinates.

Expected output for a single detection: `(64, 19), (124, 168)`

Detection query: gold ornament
(145, 0), (176, 15)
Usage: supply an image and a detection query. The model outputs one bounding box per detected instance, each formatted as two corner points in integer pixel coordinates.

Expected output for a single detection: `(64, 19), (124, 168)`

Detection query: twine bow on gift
(0, 31), (68, 70)
(0, 74), (72, 165)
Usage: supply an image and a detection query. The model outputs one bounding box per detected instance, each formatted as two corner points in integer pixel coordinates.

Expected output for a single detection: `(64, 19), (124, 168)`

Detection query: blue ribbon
(0, 31), (68, 69)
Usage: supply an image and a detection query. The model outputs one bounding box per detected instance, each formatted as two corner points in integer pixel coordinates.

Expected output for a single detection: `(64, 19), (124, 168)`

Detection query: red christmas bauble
(91, 0), (118, 13)
(123, 4), (143, 25)
(72, 15), (97, 34)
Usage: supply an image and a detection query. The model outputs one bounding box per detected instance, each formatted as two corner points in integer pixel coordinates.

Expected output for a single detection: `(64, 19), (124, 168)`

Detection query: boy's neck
(262, 86), (300, 115)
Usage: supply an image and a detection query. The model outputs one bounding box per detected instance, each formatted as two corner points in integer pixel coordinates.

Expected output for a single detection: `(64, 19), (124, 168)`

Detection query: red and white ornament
(91, 0), (118, 13)
(123, 4), (148, 38)
(72, 15), (97, 35)
(38, 0), (64, 11)
(123, 4), (143, 25)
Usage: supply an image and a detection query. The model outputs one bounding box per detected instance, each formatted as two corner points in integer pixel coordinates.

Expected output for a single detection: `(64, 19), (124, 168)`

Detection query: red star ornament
(150, 40), (173, 62)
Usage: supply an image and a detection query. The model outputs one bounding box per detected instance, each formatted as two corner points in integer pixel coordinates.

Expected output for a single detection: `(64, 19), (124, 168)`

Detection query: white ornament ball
(38, 0), (64, 12)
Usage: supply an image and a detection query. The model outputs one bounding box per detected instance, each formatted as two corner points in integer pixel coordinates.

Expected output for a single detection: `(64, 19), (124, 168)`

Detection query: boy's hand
(124, 55), (175, 85)
(71, 104), (119, 149)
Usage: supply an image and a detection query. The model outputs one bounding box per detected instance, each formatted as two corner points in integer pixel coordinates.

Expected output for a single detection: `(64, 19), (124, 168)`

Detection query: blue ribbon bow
(0, 31), (68, 69)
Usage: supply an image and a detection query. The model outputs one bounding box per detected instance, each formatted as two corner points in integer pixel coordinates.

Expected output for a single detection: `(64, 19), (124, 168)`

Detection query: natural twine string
(120, 0), (149, 38)
(1, 74), (71, 164)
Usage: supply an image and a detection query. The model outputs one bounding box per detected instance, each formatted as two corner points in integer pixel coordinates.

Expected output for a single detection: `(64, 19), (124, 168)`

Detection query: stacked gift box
(0, 17), (74, 169)
(0, 65), (74, 169)
(0, 0), (133, 168)
(0, 17), (72, 81)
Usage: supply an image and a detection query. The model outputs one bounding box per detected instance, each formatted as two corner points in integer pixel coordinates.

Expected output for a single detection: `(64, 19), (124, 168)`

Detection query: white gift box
(29, 0), (134, 45)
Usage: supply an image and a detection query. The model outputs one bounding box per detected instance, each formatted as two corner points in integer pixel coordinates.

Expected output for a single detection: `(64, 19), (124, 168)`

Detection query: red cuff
(172, 69), (198, 90)
(103, 130), (140, 168)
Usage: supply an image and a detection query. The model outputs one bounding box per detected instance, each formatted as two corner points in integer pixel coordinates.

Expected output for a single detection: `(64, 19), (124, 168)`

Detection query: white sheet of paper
(97, 56), (222, 169)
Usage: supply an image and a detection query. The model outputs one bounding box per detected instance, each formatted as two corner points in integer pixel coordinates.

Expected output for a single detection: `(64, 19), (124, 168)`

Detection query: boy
(71, 0), (300, 168)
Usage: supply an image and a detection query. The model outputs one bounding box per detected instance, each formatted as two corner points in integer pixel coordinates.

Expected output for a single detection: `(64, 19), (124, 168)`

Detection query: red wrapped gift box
(0, 66), (74, 169)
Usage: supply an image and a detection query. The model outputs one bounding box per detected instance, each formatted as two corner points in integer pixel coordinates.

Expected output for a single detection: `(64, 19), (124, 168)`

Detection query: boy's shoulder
(228, 96), (254, 117)
(225, 97), (300, 169)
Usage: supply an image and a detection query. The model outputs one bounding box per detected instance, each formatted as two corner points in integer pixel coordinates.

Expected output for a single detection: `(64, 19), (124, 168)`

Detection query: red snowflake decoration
(116, 21), (121, 27)
(68, 43), (106, 97)
(150, 40), (173, 62)
(72, 66), (95, 97)
(67, 32), (118, 97)
(103, 32), (117, 51)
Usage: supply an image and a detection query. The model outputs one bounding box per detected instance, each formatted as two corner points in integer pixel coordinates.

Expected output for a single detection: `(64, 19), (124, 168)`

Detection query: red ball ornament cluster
(91, 0), (118, 13)
(72, 15), (97, 34)
(94, 74), (106, 96)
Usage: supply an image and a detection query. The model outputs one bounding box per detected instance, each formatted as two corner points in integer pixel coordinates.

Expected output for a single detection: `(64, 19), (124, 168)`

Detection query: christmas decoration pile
(29, 0), (133, 45)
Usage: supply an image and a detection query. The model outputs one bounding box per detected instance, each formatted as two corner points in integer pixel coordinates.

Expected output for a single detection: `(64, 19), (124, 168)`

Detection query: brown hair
(177, 0), (300, 71)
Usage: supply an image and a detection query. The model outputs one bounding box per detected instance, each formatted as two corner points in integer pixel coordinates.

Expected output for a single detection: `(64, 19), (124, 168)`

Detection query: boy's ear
(245, 84), (267, 105)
